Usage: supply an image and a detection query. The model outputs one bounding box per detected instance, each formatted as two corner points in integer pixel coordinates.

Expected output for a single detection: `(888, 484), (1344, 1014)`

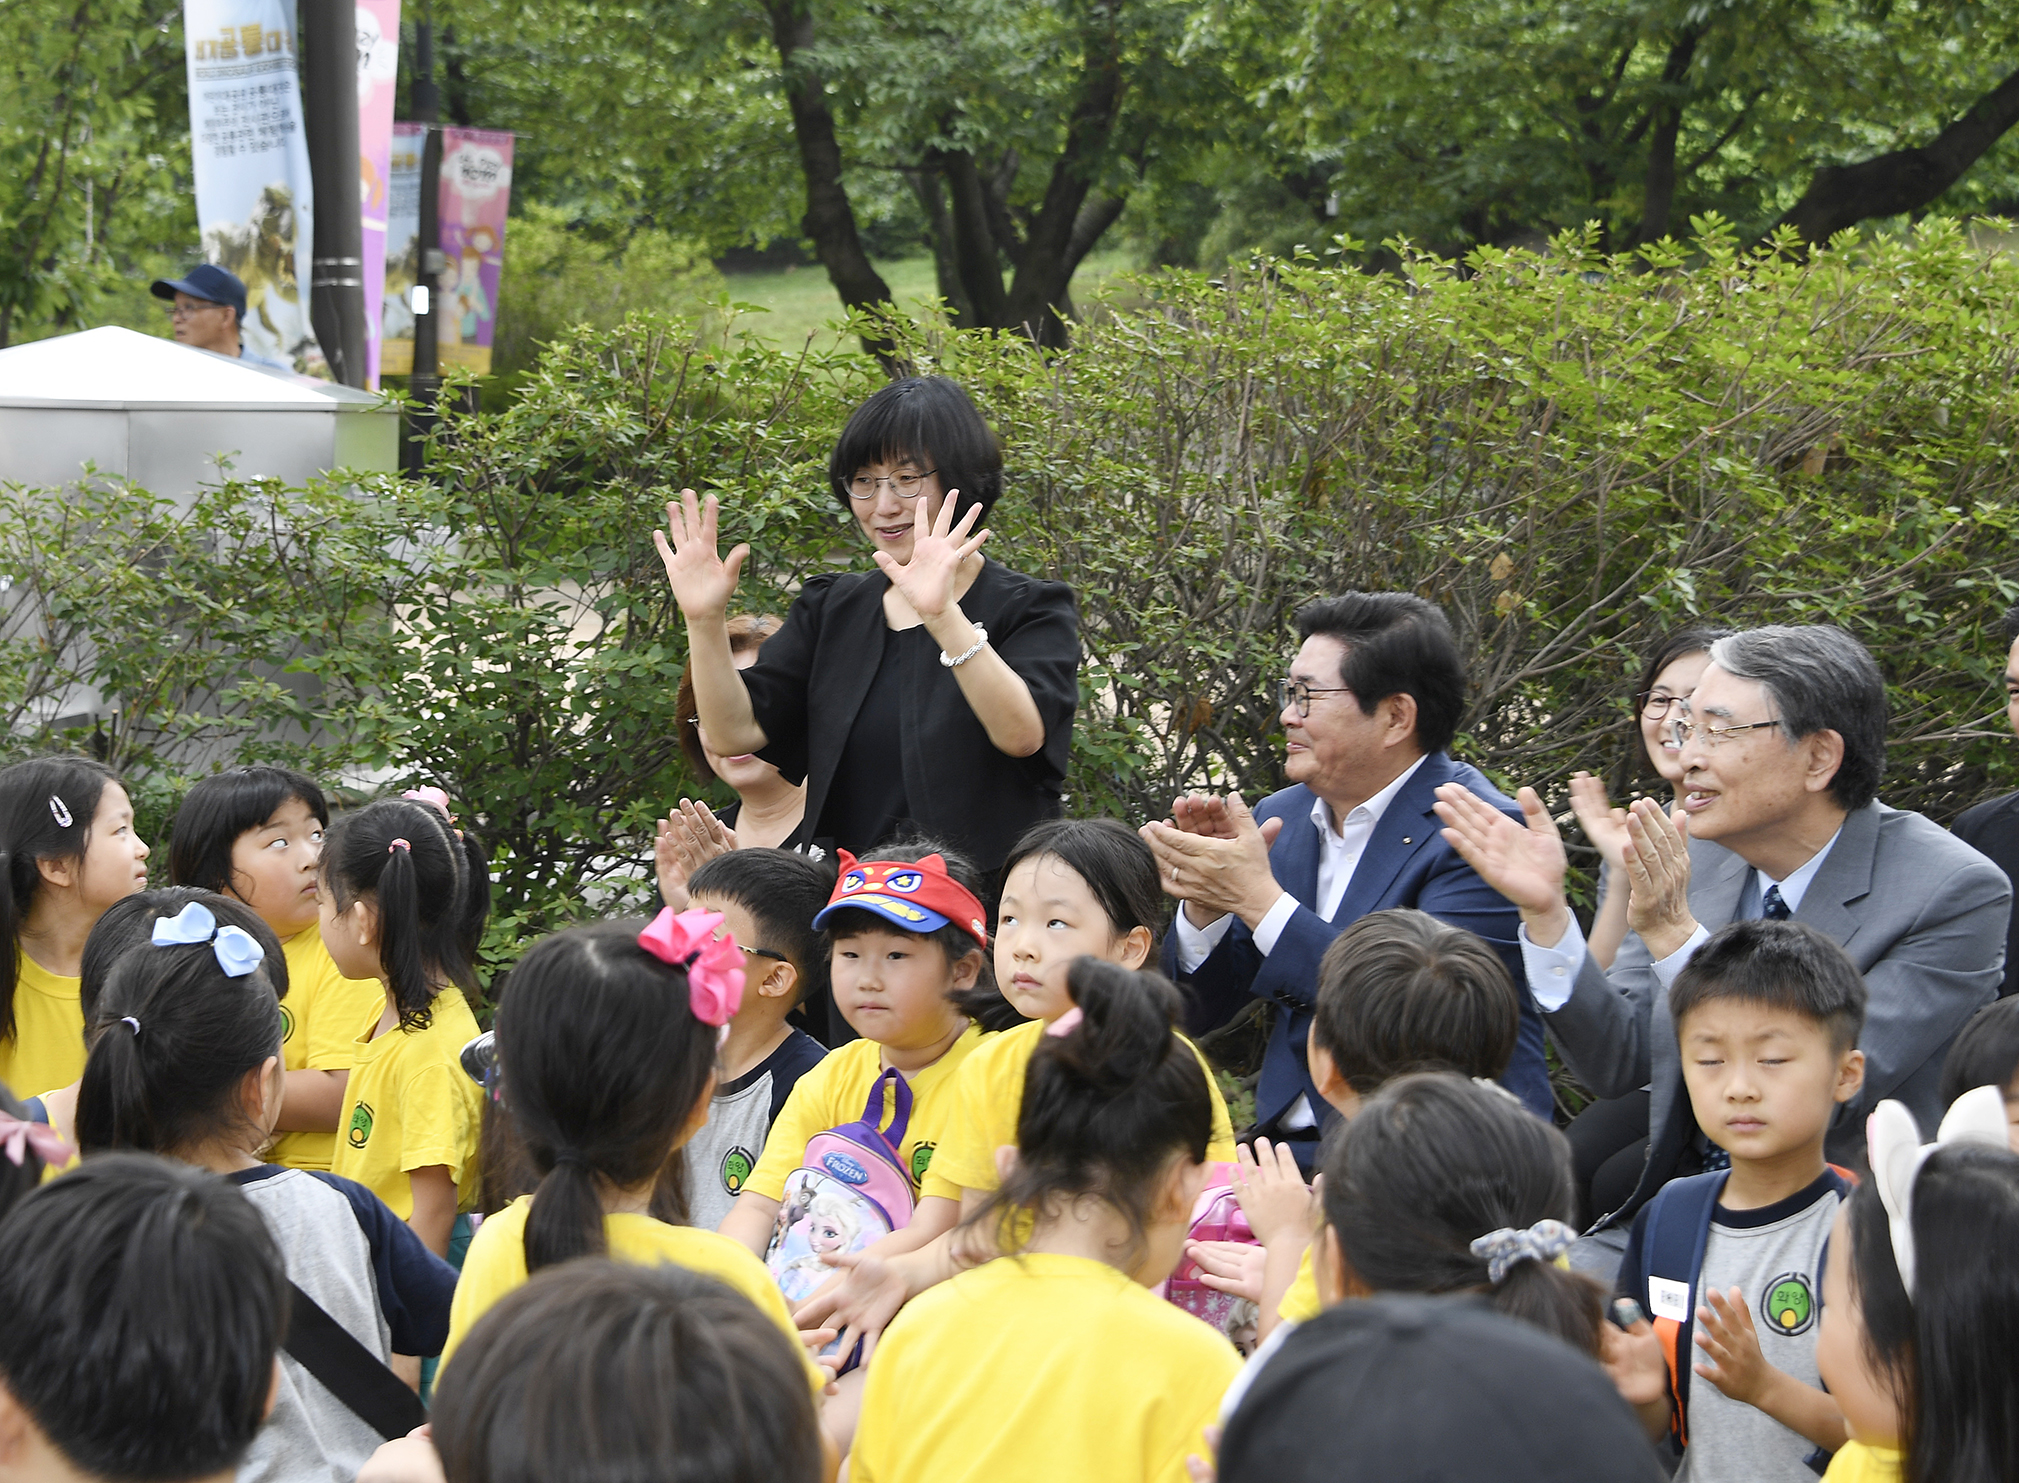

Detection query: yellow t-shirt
(1279, 1245), (1322, 1323)
(267, 929), (386, 1171)
(442, 1195), (819, 1384)
(0, 951), (84, 1098)
(852, 1251), (1241, 1483)
(923, 1018), (1239, 1200)
(744, 1025), (990, 1204)
(329, 988), (483, 1220)
(1823, 1443), (1902, 1483)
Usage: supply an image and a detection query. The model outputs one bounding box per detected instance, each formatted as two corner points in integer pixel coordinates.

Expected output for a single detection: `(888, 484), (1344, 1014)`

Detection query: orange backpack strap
(1651, 1316), (1690, 1448)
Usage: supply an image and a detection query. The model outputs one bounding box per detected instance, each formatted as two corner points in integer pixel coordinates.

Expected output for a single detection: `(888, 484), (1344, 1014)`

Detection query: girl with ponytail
(441, 914), (820, 1384)
(320, 797), (489, 1258)
(0, 757), (150, 1098)
(850, 958), (1242, 1483)
(72, 887), (458, 1483)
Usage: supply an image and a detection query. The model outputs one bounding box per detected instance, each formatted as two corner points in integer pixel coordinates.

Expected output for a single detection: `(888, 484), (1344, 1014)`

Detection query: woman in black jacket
(655, 376), (1079, 879)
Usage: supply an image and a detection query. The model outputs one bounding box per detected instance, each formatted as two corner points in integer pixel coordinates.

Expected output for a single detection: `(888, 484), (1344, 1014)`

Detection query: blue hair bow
(151, 902), (266, 978)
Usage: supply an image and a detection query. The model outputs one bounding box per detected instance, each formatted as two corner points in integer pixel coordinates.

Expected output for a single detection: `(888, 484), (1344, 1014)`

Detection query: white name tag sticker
(1649, 1277), (1692, 1323)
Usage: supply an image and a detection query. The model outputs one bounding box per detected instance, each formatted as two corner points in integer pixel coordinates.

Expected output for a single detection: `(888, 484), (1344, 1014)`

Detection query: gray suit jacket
(1545, 800), (2010, 1227)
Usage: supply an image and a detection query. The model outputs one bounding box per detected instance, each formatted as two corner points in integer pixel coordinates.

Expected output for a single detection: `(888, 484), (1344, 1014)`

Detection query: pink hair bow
(0, 1113), (73, 1169)
(1046, 1006), (1084, 1037)
(637, 907), (746, 1027)
(402, 786), (454, 822)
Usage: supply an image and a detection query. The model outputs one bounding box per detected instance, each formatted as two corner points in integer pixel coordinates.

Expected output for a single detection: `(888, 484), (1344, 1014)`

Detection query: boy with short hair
(1187, 907), (1524, 1332)
(681, 848), (835, 1230)
(1615, 918), (1866, 1477)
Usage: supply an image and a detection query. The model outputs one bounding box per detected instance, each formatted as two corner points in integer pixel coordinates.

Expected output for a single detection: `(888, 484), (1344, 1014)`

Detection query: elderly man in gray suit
(1435, 624), (2009, 1272)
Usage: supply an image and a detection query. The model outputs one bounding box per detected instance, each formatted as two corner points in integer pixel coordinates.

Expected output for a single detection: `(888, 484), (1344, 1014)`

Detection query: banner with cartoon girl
(379, 124), (512, 376)
(356, 0), (401, 388)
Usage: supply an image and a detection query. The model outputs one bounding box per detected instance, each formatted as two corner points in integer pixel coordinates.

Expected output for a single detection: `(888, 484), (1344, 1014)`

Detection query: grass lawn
(715, 249), (1138, 351)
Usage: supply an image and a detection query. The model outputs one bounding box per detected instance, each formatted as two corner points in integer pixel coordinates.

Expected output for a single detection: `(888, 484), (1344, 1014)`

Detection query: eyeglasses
(1277, 679), (1354, 718)
(846, 469), (938, 501)
(707, 923), (787, 964)
(1671, 718), (1783, 749)
(1636, 691), (1690, 720)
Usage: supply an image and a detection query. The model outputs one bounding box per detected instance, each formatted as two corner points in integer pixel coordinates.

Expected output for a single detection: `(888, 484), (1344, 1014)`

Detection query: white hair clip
(1867, 1084), (2009, 1298)
(48, 794), (72, 828)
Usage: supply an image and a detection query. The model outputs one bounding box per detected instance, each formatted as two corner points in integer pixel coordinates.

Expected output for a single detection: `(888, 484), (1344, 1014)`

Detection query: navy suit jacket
(1162, 753), (1550, 1132)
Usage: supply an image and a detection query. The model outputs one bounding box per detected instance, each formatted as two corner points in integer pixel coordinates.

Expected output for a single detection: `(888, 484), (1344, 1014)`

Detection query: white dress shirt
(1520, 827), (1843, 1011)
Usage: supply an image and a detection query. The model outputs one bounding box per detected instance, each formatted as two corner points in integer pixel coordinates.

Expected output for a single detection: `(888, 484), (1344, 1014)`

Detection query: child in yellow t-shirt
(0, 758), (150, 1098)
(851, 961), (1241, 1483)
(166, 766), (383, 1171)
(444, 911), (819, 1383)
(321, 797), (488, 1258)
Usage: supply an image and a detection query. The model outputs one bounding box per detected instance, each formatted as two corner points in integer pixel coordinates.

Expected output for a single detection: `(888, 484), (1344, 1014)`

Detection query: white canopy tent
(0, 326), (397, 497)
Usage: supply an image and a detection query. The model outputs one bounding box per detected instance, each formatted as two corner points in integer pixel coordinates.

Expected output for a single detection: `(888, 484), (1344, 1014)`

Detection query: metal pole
(302, 0), (367, 387)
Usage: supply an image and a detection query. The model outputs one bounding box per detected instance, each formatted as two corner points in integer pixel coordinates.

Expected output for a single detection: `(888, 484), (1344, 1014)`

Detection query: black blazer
(739, 558), (1079, 872)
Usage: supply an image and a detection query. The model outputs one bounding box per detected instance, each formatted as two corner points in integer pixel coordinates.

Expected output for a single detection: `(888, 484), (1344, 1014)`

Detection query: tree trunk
(1000, 9), (1127, 347)
(763, 0), (895, 354)
(1777, 62), (2019, 244)
(904, 164), (974, 323)
(1627, 27), (1701, 248)
(938, 148), (1012, 326)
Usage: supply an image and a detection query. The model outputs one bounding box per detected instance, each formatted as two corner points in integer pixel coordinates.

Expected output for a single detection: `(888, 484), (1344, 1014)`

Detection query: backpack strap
(860, 1067), (915, 1155)
(1636, 1170), (1728, 1451)
(283, 1281), (427, 1441)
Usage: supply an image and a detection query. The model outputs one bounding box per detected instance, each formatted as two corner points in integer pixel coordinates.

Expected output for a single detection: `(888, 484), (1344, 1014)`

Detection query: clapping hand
(1141, 792), (1286, 928)
(1622, 797), (1698, 959)
(1568, 772), (1631, 873)
(654, 799), (739, 911)
(1432, 784), (1573, 944)
(654, 489), (748, 621)
(875, 492), (988, 620)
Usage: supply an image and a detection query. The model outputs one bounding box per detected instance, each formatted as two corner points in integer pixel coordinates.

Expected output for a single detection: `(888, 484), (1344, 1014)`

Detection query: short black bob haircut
(168, 765), (328, 899)
(1940, 996), (2019, 1109)
(1293, 592), (1468, 756)
(433, 1260), (824, 1483)
(1668, 918), (1867, 1055)
(0, 1152), (289, 1483)
(686, 846), (837, 1010)
(827, 376), (1005, 528)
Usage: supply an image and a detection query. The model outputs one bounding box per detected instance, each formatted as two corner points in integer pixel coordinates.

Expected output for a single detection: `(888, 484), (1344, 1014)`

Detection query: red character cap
(812, 850), (988, 948)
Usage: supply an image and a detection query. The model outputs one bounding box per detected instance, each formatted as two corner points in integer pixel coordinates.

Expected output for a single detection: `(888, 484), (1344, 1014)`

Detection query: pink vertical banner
(355, 0), (400, 388)
(436, 127), (512, 374)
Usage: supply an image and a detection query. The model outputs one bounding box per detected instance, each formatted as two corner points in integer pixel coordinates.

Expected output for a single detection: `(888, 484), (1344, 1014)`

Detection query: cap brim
(813, 894), (952, 935)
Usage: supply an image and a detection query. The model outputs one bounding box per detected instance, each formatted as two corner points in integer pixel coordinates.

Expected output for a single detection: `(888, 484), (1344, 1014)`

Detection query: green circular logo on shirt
(1762, 1273), (1816, 1336)
(720, 1146), (755, 1195)
(910, 1141), (936, 1182)
(346, 1101), (374, 1150)
(279, 1006), (296, 1043)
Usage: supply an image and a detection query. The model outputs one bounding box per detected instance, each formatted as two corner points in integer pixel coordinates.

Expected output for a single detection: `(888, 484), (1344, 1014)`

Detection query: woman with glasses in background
(655, 375), (1079, 891)
(1562, 623), (1730, 1226)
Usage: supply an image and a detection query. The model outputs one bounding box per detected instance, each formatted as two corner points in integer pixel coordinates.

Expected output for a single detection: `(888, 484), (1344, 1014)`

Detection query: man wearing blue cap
(149, 264), (289, 370)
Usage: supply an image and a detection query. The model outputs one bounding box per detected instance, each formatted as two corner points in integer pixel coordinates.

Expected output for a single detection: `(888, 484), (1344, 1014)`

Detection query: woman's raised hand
(654, 489), (749, 621)
(874, 492), (988, 619)
(1568, 771), (1631, 872)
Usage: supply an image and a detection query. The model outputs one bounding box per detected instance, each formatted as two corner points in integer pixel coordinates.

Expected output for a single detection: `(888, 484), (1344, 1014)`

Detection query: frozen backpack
(1160, 1162), (1276, 1354)
(764, 1067), (917, 1308)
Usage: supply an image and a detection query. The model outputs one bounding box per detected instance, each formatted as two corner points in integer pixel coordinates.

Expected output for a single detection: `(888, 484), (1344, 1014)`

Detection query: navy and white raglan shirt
(684, 1027), (828, 1231)
(1619, 1170), (1845, 1483)
(229, 1165), (458, 1483)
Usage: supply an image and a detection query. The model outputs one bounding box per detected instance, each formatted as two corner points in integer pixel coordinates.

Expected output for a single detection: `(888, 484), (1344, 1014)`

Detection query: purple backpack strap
(860, 1067), (915, 1156)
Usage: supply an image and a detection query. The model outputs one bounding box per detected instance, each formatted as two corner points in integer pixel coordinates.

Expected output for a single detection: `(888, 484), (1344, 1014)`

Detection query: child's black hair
(79, 886), (291, 1029)
(825, 835), (1020, 1031)
(1321, 1072), (1606, 1357)
(826, 375), (1005, 528)
(0, 755), (122, 1045)
(0, 1151), (289, 1482)
(75, 890), (287, 1157)
(970, 958), (1213, 1264)
(0, 1081), (46, 1225)
(1668, 918), (1867, 1054)
(1310, 908), (1520, 1091)
(168, 764), (329, 900)
(320, 797), (488, 1031)
(1000, 817), (1166, 946)
(687, 847), (837, 1010)
(498, 921), (722, 1268)
(1842, 1143), (2019, 1483)
(1940, 996), (2019, 1110)
(432, 1260), (823, 1483)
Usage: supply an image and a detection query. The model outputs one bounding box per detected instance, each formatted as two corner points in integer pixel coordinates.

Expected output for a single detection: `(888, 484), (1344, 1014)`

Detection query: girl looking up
(170, 766), (383, 1171)
(850, 961), (1238, 1483)
(320, 797), (489, 1258)
(0, 757), (150, 1096)
(442, 914), (818, 1379)
(73, 889), (458, 1483)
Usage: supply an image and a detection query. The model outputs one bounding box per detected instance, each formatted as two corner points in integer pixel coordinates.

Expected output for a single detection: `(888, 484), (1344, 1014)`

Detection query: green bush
(7, 218), (2018, 989)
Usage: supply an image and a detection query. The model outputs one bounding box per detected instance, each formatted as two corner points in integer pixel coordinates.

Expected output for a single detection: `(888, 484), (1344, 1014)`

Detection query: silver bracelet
(940, 624), (990, 668)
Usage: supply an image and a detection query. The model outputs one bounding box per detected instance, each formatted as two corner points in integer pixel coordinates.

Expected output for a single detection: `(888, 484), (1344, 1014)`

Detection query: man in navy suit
(1143, 592), (1550, 1165)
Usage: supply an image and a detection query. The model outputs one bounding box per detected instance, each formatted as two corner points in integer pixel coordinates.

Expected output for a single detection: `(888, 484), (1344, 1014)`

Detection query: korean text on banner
(182, 0), (327, 376)
(356, 0), (401, 390)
